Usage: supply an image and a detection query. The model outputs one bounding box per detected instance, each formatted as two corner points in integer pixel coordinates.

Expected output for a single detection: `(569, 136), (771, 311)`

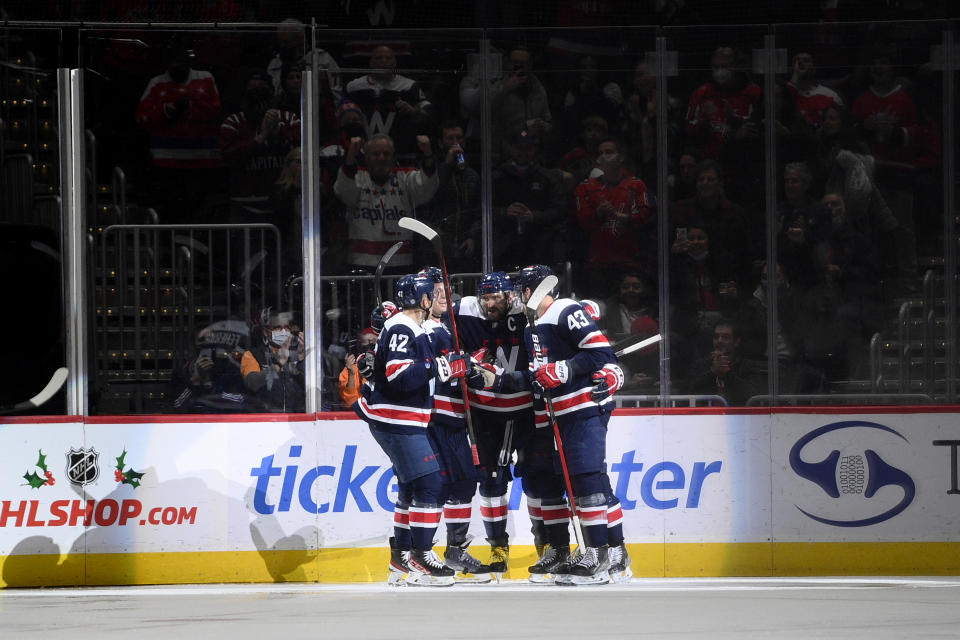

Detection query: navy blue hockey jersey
(453, 295), (533, 415)
(356, 312), (435, 428)
(524, 297), (616, 425)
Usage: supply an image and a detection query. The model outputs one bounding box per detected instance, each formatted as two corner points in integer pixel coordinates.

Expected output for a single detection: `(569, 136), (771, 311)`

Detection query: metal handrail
(615, 394), (728, 408)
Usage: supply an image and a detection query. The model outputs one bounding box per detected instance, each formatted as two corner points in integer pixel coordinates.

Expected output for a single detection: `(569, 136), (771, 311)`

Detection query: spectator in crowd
(560, 115), (610, 189)
(599, 271), (658, 343)
(490, 44), (553, 158)
(275, 59), (304, 115)
(671, 159), (754, 278)
(813, 191), (885, 376)
(172, 319), (251, 413)
(338, 326), (378, 408)
(669, 221), (741, 364)
(220, 73), (300, 222)
(241, 309), (306, 413)
(317, 99), (367, 274)
(786, 52), (844, 130)
(684, 46), (762, 161)
(668, 151), (699, 203)
(776, 161), (829, 289)
(491, 129), (565, 269)
(136, 39), (224, 223)
(623, 57), (682, 182)
(333, 133), (439, 272)
(269, 146), (304, 275)
(823, 145), (907, 286)
(421, 120), (482, 273)
(266, 19), (344, 139)
(458, 48), (499, 158)
(738, 261), (825, 393)
(686, 318), (765, 406)
(345, 44), (437, 164)
(720, 81), (817, 212)
(573, 137), (655, 297)
(558, 55), (622, 154)
(850, 46), (932, 285)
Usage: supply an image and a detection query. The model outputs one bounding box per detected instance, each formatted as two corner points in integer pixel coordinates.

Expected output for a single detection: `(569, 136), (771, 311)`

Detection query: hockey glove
(370, 301), (399, 334)
(470, 346), (490, 363)
(468, 362), (503, 391)
(580, 299), (601, 322)
(435, 353), (469, 383)
(356, 351), (376, 379)
(535, 361), (569, 389)
(590, 363), (625, 402)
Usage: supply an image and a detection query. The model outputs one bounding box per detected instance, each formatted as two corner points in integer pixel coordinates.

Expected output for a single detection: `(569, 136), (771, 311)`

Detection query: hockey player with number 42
(516, 265), (632, 585)
(353, 272), (471, 587)
(417, 266), (494, 583)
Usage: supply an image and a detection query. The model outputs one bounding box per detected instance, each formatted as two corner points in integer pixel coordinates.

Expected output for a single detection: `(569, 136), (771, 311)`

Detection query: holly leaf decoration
(122, 469), (145, 488)
(36, 450), (49, 472)
(24, 470), (46, 489)
(116, 450), (127, 471)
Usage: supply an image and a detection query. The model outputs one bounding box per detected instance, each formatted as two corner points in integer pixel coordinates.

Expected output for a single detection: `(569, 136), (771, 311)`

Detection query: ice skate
(554, 545), (610, 586)
(444, 538), (493, 584)
(387, 536), (412, 586)
(407, 549), (456, 587)
(527, 543), (571, 584)
(607, 543), (633, 583)
(486, 536), (510, 582)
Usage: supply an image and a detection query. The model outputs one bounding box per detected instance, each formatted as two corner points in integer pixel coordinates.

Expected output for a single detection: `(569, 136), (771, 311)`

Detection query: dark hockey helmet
(516, 264), (555, 295)
(478, 271), (513, 296)
(417, 266), (443, 283)
(394, 273), (435, 308)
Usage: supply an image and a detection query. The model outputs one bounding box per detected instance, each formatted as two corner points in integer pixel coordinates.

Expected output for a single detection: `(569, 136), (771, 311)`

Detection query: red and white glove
(535, 361), (569, 389)
(590, 363), (624, 402)
(580, 299), (601, 322)
(470, 347), (490, 363)
(435, 353), (468, 382)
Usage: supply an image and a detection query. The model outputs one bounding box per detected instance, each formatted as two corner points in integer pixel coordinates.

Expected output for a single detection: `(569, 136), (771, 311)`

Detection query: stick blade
(526, 275), (559, 311)
(398, 217), (438, 241)
(28, 367), (68, 408)
(615, 333), (662, 358)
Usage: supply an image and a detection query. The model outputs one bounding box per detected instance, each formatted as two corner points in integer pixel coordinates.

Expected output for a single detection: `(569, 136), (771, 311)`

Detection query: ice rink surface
(3, 578), (960, 639)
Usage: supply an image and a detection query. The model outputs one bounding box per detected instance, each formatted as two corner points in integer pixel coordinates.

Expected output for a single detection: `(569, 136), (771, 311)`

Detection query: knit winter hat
(336, 99), (364, 122)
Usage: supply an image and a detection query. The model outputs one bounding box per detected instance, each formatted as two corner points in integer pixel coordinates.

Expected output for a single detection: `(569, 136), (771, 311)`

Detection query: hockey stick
(614, 333), (662, 359)
(0, 367), (68, 415)
(397, 216), (481, 466)
(525, 275), (586, 551)
(374, 241), (405, 311)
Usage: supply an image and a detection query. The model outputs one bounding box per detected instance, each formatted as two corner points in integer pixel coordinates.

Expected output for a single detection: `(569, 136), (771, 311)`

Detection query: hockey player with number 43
(516, 265), (631, 585)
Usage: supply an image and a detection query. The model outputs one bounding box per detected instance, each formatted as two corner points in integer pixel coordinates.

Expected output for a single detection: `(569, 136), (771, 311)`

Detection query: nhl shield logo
(66, 447), (100, 486)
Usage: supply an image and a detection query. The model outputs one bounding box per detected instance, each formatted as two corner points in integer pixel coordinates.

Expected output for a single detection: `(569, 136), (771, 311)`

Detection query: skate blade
(566, 571), (611, 586)
(387, 571), (409, 587)
(609, 567), (634, 583)
(527, 572), (557, 584)
(407, 574), (455, 587)
(454, 571), (492, 584)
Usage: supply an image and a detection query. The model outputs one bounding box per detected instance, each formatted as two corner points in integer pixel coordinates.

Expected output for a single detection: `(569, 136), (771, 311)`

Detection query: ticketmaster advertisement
(1, 411), (959, 585)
